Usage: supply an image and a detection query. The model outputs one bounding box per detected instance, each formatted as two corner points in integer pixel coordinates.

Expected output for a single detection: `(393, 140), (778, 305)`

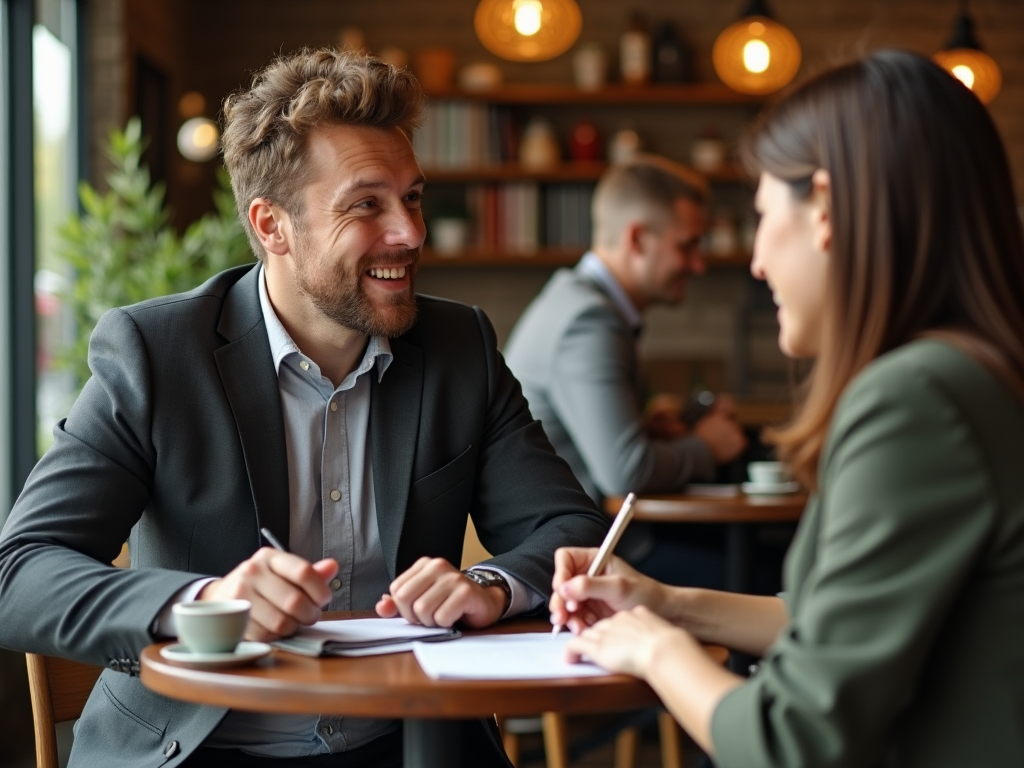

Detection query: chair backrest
(25, 654), (102, 768)
(25, 544), (128, 768)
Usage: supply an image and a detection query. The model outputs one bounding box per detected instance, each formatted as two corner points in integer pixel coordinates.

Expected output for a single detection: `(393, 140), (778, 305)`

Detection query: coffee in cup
(747, 461), (792, 485)
(172, 599), (250, 654)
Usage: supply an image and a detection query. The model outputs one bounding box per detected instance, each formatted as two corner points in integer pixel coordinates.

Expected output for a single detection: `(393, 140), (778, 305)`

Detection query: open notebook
(271, 617), (460, 657)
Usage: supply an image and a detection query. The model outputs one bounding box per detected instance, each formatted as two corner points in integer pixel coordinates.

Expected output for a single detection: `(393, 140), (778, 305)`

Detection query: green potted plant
(55, 117), (252, 388)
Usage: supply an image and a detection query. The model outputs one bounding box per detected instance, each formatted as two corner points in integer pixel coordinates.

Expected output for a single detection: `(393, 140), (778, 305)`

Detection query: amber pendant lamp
(712, 0), (801, 95)
(933, 1), (1001, 104)
(474, 0), (583, 62)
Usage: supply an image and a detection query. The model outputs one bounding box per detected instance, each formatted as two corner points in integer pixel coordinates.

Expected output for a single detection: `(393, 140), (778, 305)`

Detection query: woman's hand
(549, 547), (667, 633)
(565, 605), (691, 678)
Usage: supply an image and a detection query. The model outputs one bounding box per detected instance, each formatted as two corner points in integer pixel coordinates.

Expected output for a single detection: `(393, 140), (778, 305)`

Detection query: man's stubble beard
(294, 236), (419, 338)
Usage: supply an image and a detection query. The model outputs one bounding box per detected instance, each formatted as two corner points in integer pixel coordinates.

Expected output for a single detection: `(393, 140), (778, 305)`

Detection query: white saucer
(741, 481), (801, 496)
(160, 641), (272, 669)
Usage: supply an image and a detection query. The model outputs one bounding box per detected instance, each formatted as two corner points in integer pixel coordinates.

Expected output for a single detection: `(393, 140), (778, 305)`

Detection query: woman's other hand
(565, 605), (690, 677)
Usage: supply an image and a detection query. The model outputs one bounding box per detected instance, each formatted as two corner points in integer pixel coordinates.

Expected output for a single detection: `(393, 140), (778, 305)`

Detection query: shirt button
(330, 489), (341, 501)
(321, 725), (334, 736)
(163, 740), (180, 758)
(330, 402), (338, 412)
(331, 578), (342, 591)
(299, 360), (310, 371)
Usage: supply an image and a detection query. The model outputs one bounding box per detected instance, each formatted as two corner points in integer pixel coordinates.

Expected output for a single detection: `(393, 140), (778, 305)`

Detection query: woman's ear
(248, 198), (292, 257)
(810, 168), (832, 254)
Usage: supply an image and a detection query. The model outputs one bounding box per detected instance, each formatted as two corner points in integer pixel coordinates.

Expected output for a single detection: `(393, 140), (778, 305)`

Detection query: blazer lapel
(213, 266), (291, 549)
(371, 335), (423, 577)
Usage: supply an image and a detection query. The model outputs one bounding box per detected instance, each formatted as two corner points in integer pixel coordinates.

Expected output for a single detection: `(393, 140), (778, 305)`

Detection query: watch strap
(462, 568), (512, 614)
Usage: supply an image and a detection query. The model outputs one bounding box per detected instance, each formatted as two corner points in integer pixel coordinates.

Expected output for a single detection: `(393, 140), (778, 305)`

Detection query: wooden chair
(25, 544), (129, 768)
(25, 654), (102, 768)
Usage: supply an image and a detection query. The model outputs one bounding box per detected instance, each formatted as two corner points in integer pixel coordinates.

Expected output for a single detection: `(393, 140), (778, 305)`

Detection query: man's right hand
(198, 548), (338, 642)
(693, 409), (747, 463)
(549, 547), (667, 634)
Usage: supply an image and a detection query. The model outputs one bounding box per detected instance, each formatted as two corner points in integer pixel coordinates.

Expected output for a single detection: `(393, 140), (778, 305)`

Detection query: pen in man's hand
(260, 527), (288, 553)
(552, 492), (637, 635)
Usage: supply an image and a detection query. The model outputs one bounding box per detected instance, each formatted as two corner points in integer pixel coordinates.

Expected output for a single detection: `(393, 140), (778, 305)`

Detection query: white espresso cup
(747, 461), (792, 485)
(172, 599), (250, 654)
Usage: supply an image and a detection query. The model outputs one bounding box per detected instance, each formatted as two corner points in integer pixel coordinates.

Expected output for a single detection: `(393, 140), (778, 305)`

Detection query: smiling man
(0, 49), (606, 768)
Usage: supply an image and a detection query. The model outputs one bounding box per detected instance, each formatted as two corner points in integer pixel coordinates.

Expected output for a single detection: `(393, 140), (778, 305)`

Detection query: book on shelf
(415, 99), (517, 169)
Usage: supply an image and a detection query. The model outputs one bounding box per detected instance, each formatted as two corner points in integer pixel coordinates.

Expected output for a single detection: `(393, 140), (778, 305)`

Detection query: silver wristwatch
(462, 568), (512, 613)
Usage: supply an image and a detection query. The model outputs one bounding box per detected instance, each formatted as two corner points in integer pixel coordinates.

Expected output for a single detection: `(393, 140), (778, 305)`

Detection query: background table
(140, 615), (728, 768)
(605, 491), (808, 594)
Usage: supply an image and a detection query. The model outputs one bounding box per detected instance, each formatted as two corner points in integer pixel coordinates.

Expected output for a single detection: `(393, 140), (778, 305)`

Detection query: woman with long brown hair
(549, 49), (1024, 766)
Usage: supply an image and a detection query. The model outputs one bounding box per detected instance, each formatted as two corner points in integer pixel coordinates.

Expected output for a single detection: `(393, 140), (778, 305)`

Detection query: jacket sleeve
(466, 306), (610, 602)
(710, 360), (996, 768)
(548, 304), (714, 496)
(0, 308), (203, 666)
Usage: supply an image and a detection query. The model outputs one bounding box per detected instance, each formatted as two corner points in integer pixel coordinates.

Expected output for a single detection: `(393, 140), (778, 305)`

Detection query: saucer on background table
(740, 481), (801, 496)
(160, 641), (272, 669)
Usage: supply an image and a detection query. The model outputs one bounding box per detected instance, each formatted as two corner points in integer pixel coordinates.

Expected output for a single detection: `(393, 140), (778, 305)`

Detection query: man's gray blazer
(0, 264), (607, 767)
(504, 262), (715, 504)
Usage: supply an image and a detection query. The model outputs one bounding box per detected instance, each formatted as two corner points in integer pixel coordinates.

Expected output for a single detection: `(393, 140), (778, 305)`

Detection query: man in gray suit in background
(504, 156), (746, 587)
(0, 49), (606, 768)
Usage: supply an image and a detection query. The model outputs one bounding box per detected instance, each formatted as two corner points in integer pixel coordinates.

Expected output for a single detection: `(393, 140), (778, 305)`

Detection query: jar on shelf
(413, 47), (457, 91)
(620, 11), (652, 85)
(652, 22), (688, 83)
(609, 128), (642, 165)
(519, 117), (560, 169)
(569, 120), (602, 163)
(572, 42), (608, 91)
(709, 208), (738, 256)
(691, 129), (727, 173)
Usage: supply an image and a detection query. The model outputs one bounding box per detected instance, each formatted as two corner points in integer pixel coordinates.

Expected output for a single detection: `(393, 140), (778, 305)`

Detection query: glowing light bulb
(743, 39), (771, 73)
(513, 0), (543, 36)
(177, 117), (220, 162)
(951, 64), (975, 90)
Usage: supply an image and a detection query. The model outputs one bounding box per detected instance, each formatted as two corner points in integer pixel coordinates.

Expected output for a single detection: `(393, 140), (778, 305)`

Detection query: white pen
(260, 527), (288, 553)
(552, 492), (637, 634)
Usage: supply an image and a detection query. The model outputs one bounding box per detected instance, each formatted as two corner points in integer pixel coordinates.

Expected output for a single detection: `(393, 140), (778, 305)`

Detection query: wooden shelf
(419, 248), (752, 269)
(424, 83), (764, 106)
(420, 248), (580, 268)
(423, 163), (750, 184)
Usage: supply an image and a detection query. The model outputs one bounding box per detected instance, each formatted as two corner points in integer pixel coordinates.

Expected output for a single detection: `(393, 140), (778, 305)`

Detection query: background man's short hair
(591, 155), (709, 248)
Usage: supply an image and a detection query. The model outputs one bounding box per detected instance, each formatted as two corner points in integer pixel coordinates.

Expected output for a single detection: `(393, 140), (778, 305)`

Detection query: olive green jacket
(712, 340), (1024, 767)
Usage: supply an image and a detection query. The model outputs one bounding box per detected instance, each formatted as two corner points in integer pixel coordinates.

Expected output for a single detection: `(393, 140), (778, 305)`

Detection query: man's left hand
(375, 557), (506, 628)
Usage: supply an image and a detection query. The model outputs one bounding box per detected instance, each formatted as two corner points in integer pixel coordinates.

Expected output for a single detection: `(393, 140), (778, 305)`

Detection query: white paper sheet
(413, 632), (612, 680)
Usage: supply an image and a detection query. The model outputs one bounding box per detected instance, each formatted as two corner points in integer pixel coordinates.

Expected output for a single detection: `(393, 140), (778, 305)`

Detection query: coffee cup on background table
(747, 461), (792, 485)
(172, 599), (250, 654)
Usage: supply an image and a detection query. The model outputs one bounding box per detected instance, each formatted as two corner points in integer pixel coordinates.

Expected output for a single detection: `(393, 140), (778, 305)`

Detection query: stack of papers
(413, 633), (611, 680)
(272, 618), (460, 657)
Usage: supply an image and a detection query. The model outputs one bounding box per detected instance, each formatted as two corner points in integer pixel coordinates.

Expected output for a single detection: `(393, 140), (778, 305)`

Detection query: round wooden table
(140, 615), (728, 768)
(606, 491), (808, 594)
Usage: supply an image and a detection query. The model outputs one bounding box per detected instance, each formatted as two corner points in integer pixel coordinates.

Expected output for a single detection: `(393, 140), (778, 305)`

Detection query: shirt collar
(257, 264), (393, 383)
(577, 251), (643, 331)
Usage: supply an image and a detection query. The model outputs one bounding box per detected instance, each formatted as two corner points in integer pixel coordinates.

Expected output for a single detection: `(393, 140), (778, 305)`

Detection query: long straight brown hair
(744, 50), (1024, 490)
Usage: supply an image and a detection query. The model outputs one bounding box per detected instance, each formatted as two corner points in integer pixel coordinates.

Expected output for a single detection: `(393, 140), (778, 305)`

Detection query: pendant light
(712, 0), (801, 95)
(933, 1), (1001, 104)
(474, 0), (583, 62)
